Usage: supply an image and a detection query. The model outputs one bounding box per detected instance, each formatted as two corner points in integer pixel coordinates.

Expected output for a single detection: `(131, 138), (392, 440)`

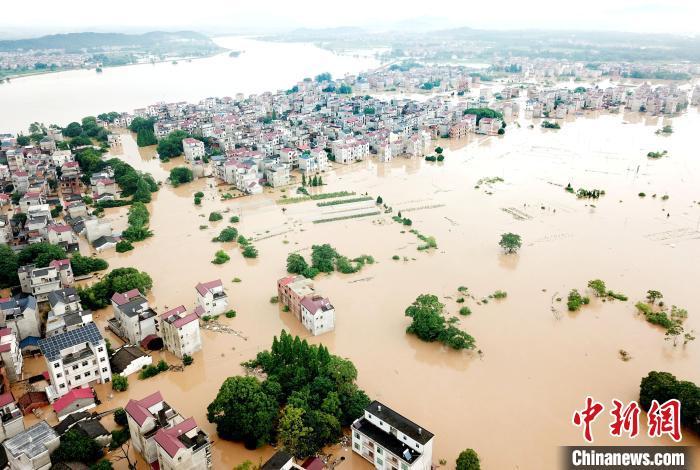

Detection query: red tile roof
(154, 417), (197, 457)
(125, 391), (164, 426)
(300, 296), (333, 315)
(172, 313), (198, 329)
(160, 305), (186, 319)
(48, 224), (72, 233)
(53, 387), (95, 413)
(0, 392), (15, 408)
(49, 259), (71, 269)
(195, 279), (222, 297)
(302, 457), (324, 470)
(111, 289), (142, 306)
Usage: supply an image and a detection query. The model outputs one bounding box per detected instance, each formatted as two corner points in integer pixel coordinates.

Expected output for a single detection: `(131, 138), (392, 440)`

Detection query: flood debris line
(316, 196), (373, 207)
(644, 228), (700, 243)
(349, 277), (373, 283)
(398, 203), (446, 213)
(312, 210), (380, 223)
(277, 190), (355, 205)
(527, 233), (573, 245)
(200, 320), (248, 340)
(550, 292), (562, 320)
(250, 229), (292, 242)
(501, 207), (533, 220)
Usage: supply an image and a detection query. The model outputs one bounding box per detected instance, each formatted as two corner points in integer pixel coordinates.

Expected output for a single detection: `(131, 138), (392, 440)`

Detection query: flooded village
(1, 35), (700, 470)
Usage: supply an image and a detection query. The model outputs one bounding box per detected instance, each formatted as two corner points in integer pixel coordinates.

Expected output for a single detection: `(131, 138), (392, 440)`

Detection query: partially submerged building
(159, 306), (202, 359)
(125, 391), (212, 469)
(351, 401), (434, 470)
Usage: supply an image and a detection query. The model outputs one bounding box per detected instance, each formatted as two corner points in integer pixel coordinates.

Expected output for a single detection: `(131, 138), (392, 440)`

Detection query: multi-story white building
(109, 289), (159, 344)
(18, 265), (61, 302)
(159, 306), (202, 359)
(299, 295), (335, 336)
(154, 417), (213, 470)
(194, 280), (228, 316)
(38, 322), (111, 401)
(279, 148), (299, 168)
(2, 421), (59, 470)
(352, 401), (434, 470)
(0, 328), (23, 382)
(182, 138), (205, 163)
(265, 163), (290, 187)
(125, 391), (212, 469)
(0, 392), (25, 443)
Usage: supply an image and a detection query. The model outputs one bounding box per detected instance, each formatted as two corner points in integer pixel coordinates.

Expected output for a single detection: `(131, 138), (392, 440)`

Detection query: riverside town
(0, 1), (699, 469)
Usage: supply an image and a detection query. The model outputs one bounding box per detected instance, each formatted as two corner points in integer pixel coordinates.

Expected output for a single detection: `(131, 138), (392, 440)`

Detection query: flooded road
(18, 103), (700, 469)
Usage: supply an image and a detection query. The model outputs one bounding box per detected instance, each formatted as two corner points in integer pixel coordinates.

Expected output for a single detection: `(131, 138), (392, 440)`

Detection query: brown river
(16, 98), (700, 468)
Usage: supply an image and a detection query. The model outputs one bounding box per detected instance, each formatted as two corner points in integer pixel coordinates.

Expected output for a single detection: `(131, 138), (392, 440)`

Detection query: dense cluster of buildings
(102, 66), (513, 194)
(0, 134), (120, 252)
(521, 82), (697, 121)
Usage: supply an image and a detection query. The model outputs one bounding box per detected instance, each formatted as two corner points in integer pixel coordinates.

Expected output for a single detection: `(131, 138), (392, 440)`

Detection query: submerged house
(125, 391), (212, 469)
(194, 280), (228, 316)
(159, 306), (202, 359)
(109, 289), (158, 344)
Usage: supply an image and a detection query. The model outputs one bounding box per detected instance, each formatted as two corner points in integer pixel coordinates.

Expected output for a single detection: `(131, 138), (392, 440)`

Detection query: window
(72, 365), (79, 370)
(59, 384), (65, 389)
(56, 373), (62, 378)
(54, 362), (60, 368)
(354, 443), (360, 451)
(82, 361), (88, 366)
(84, 371), (91, 376)
(102, 368), (108, 372)
(100, 357), (105, 362)
(354, 432), (360, 439)
(74, 375), (81, 380)
(376, 458), (383, 466)
(377, 447), (383, 455)
(98, 347), (103, 352)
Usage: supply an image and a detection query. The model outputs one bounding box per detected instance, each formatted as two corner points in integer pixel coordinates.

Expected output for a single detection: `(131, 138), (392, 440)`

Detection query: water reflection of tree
(404, 335), (473, 372)
(497, 253), (519, 270)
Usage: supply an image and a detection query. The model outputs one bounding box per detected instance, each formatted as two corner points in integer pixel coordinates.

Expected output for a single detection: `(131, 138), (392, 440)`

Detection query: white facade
(0, 328), (23, 382)
(182, 138), (205, 163)
(159, 306), (202, 359)
(299, 295), (335, 336)
(38, 322), (112, 401)
(194, 280), (228, 316)
(352, 401), (434, 470)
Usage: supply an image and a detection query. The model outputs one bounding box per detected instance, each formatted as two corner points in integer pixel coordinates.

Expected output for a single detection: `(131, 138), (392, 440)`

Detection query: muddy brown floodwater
(20, 102), (700, 469)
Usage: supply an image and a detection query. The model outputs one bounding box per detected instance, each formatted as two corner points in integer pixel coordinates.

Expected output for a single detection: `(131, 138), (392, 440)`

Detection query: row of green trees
(129, 117), (158, 146)
(207, 331), (370, 457)
(286, 244), (374, 279)
(463, 107), (504, 123)
(122, 202), (153, 242)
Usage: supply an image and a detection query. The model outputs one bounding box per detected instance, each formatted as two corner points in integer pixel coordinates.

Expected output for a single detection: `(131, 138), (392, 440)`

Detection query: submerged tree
(499, 233), (522, 254)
